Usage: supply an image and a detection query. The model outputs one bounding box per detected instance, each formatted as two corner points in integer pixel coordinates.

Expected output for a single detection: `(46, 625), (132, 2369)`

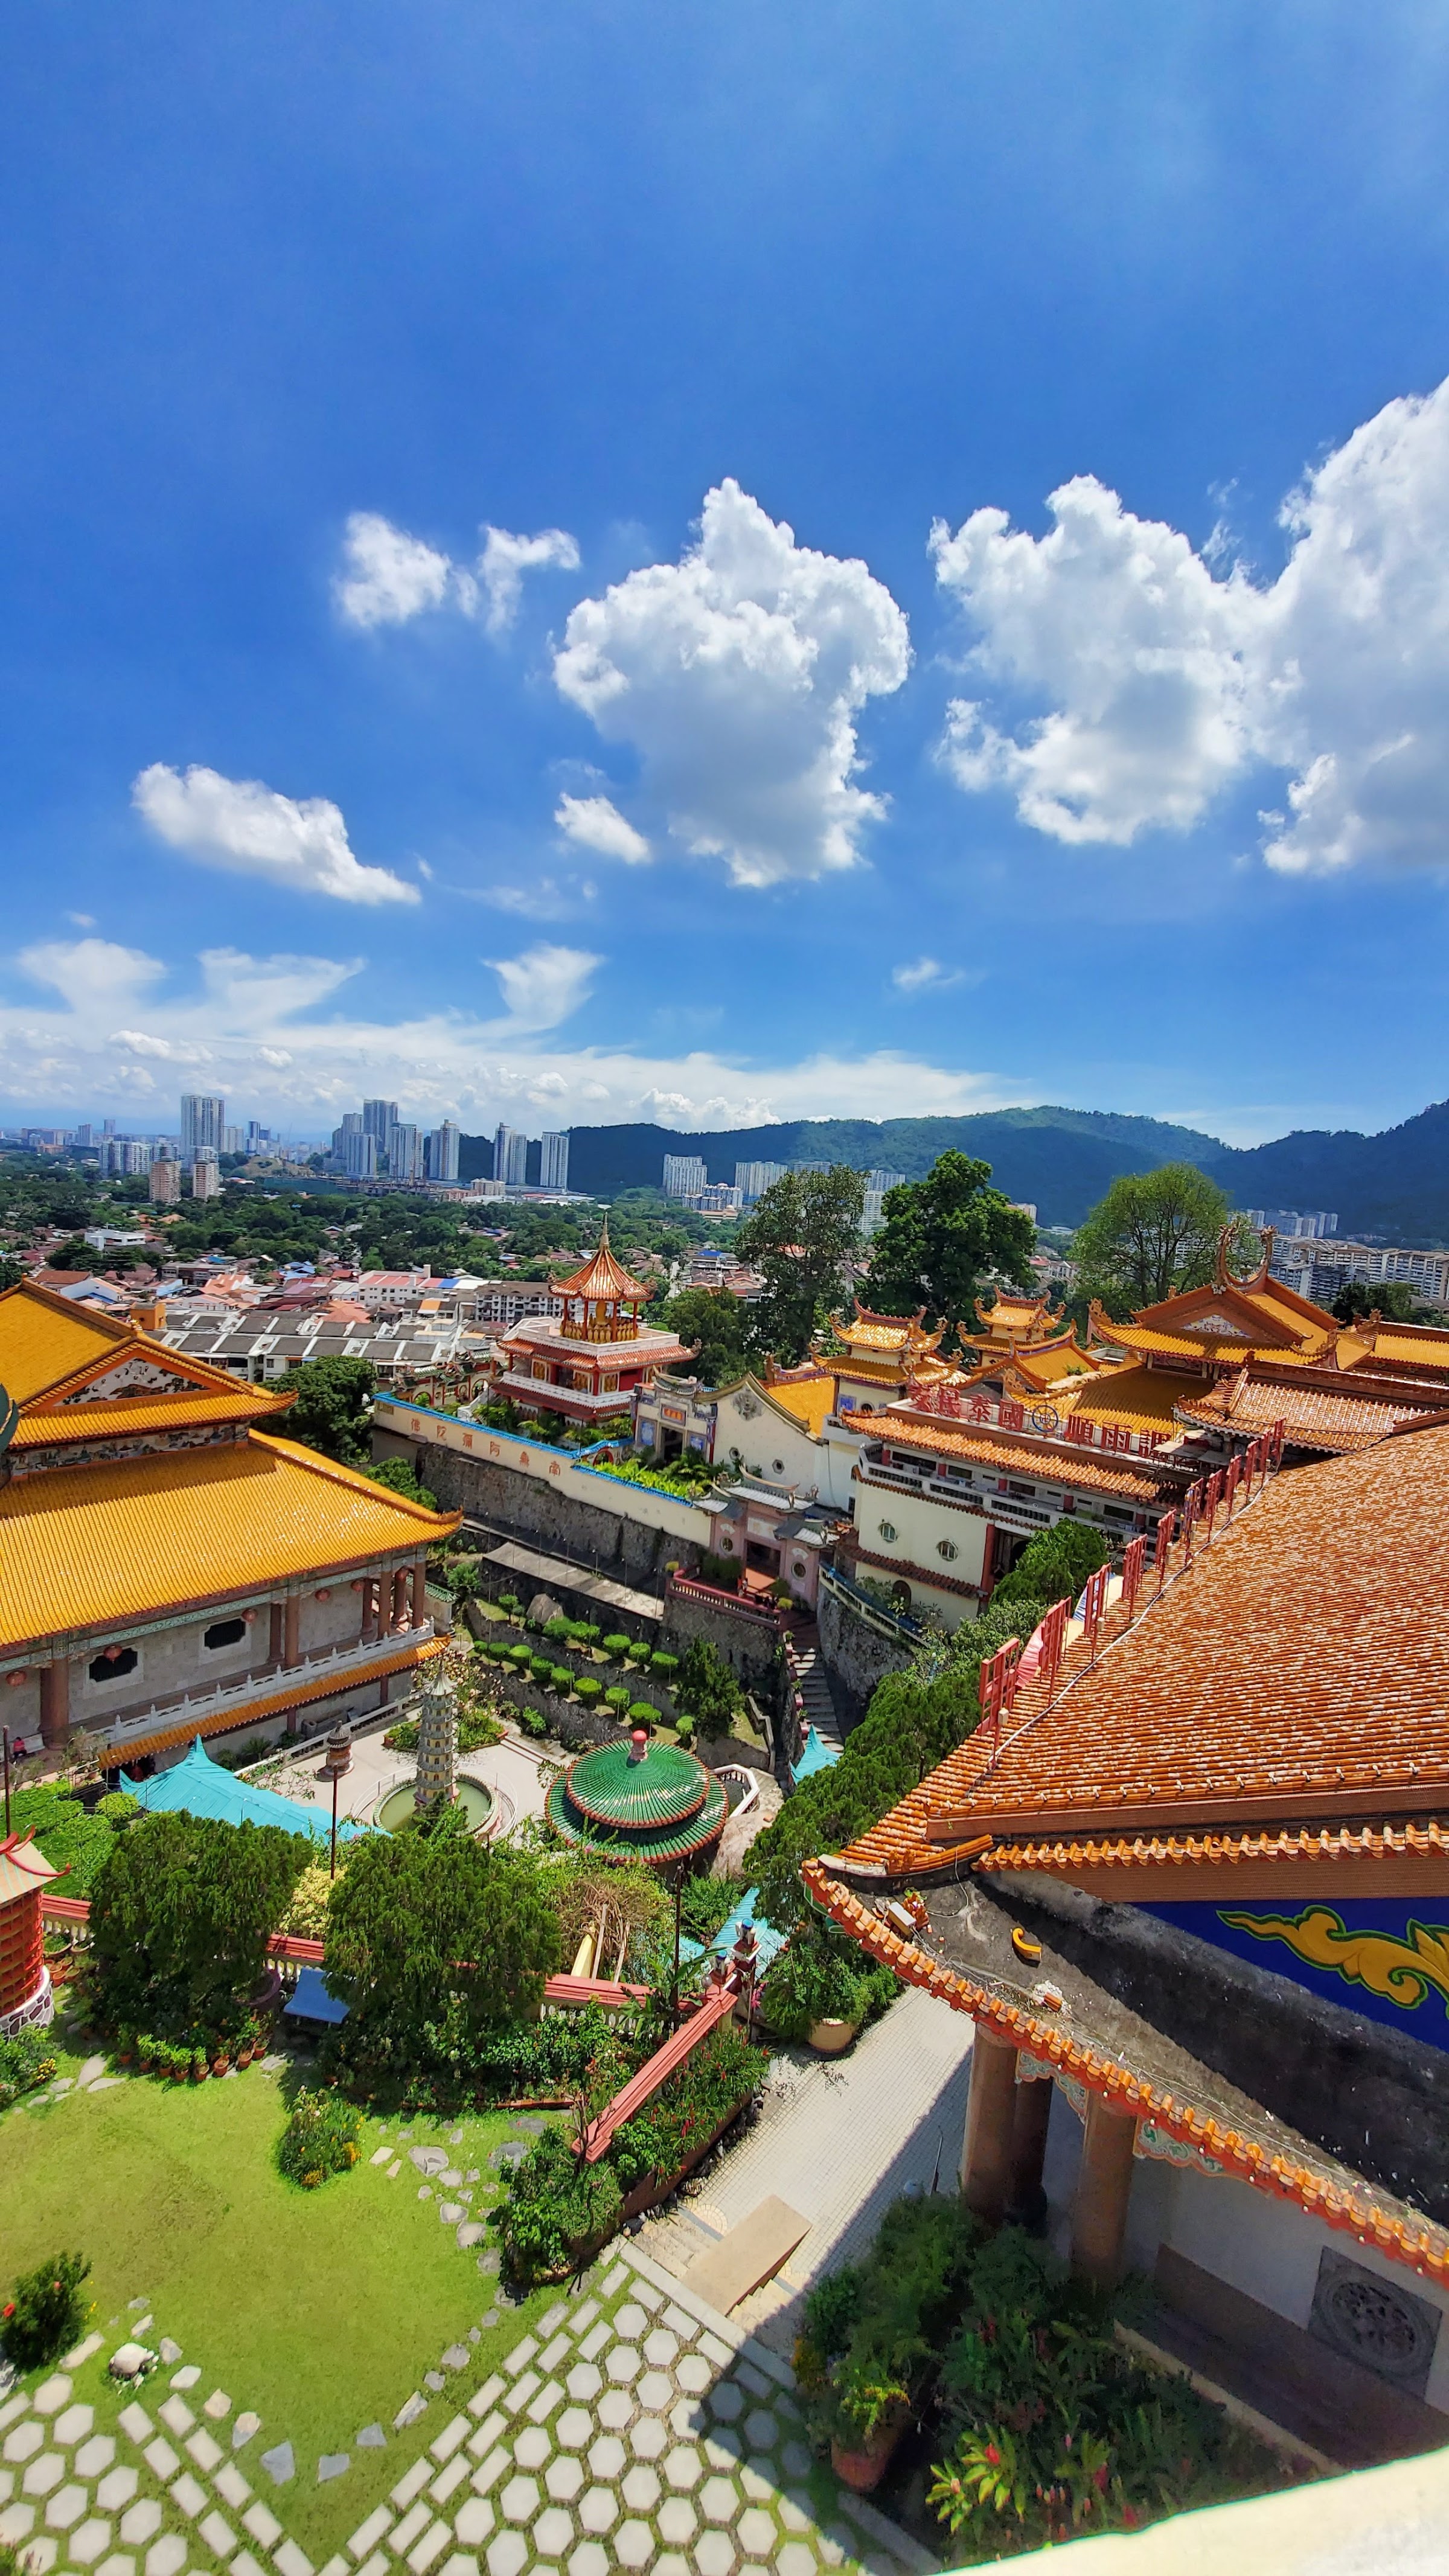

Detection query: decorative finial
(628, 1726), (648, 1763)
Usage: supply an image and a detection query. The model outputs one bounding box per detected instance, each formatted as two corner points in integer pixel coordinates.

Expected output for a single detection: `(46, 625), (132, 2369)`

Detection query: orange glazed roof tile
(0, 1430), (459, 1654)
(1057, 1363), (1193, 1431)
(553, 1218), (650, 1305)
(865, 1408), (1165, 1503)
(839, 1427), (1449, 1868)
(11, 1385), (291, 1448)
(1174, 1373), (1419, 1454)
(981, 1815), (1449, 1879)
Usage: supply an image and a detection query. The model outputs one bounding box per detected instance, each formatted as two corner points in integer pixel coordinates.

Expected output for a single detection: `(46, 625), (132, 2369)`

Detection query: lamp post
(321, 1721), (353, 1879)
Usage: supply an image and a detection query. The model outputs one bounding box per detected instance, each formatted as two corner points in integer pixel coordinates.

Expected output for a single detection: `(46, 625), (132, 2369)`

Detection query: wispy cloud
(554, 792), (650, 864)
(480, 525), (581, 633)
(892, 954), (967, 995)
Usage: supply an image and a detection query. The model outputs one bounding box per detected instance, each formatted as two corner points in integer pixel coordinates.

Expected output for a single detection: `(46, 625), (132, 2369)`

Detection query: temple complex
(0, 1279), (458, 1772)
(810, 1422), (1449, 2460)
(812, 1306), (956, 1414)
(490, 1222), (694, 1428)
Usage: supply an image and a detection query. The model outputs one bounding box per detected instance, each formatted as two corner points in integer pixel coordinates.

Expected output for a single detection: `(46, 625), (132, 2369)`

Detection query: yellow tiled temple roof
(0, 1282), (133, 1403)
(0, 1432), (459, 1652)
(1055, 1362), (1194, 1435)
(765, 1374), (836, 1433)
(10, 1386), (287, 1448)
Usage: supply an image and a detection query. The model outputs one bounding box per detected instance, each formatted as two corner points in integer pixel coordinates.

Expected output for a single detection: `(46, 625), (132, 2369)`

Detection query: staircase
(788, 1620), (845, 1753)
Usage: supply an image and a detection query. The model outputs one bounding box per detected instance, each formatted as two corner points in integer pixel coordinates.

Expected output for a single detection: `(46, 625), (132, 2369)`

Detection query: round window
(792, 1561), (807, 1579)
(878, 1520), (897, 1542)
(936, 1539), (959, 1563)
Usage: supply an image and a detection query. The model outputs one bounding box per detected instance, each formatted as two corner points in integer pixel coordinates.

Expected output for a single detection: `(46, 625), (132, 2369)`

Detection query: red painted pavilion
(490, 1222), (694, 1429)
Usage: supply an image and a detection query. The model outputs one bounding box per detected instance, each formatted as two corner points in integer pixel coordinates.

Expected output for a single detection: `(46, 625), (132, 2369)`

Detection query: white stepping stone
(595, 2394), (633, 2432)
(242, 2505), (281, 2549)
(260, 2441), (295, 2485)
(483, 2536), (525, 2576)
(76, 2056), (109, 2086)
(695, 2534), (735, 2576)
(411, 2149), (449, 2177)
(453, 2502), (493, 2549)
(168, 2473), (207, 2519)
(700, 2475), (740, 2524)
(569, 2549), (609, 2576)
(95, 2555), (136, 2576)
(158, 2400), (193, 2438)
(369, 2148), (392, 2167)
(438, 2205), (462, 2226)
(214, 2467), (251, 2511)
(456, 2226), (485, 2251)
(168, 2368), (199, 2395)
(33, 2382), (72, 2417)
(394, 2399), (427, 2434)
(418, 2189), (433, 2204)
(44, 2484), (88, 2530)
(158, 2343), (182, 2367)
(141, 2442), (178, 2481)
(232, 2413), (261, 2450)
(387, 2164), (401, 2181)
(552, 2412), (589, 2453)
(440, 2348), (470, 2375)
(203, 2391), (232, 2421)
(186, 2430), (223, 2473)
(629, 2421), (667, 2463)
(120, 2502), (162, 2545)
(61, 2335), (104, 2370)
(75, 2437), (114, 2477)
(23, 2455), (65, 2498)
(97, 2471), (138, 2512)
(612, 2525), (652, 2572)
(199, 2511), (237, 2557)
(0, 2505), (35, 2546)
(542, 2460), (581, 2506)
(657, 2498), (697, 2546)
(440, 2171), (463, 2190)
(356, 2426), (386, 2450)
(144, 2537), (187, 2576)
(4, 2427), (43, 2464)
(273, 2544), (313, 2576)
(576, 2490), (615, 2536)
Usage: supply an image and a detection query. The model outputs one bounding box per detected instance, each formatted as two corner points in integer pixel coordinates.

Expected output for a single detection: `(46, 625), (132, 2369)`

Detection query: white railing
(98, 1621), (436, 1756)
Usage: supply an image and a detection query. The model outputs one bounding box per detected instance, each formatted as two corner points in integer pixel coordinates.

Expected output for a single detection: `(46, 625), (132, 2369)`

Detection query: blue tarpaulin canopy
(285, 1966), (349, 2024)
(791, 1725), (841, 1784)
(119, 1737), (373, 1846)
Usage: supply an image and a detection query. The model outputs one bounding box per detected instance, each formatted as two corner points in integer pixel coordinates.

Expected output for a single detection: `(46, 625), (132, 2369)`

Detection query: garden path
(638, 1989), (974, 2354)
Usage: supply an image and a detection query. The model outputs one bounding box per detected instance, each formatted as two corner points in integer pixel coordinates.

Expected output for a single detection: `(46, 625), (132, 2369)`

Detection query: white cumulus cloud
(133, 764), (420, 906)
(554, 791), (650, 864)
(333, 511), (462, 628)
(553, 479), (910, 887)
(892, 955), (965, 995)
(931, 374), (1449, 874)
(481, 525), (581, 633)
(483, 943), (601, 1031)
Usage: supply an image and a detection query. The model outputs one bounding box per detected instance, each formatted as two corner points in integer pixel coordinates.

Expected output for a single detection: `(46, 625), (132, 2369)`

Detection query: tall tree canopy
(734, 1165), (864, 1366)
(866, 1152), (1035, 1340)
(91, 1812), (310, 2033)
(657, 1286), (747, 1388)
(323, 1829), (560, 2046)
(280, 1354), (376, 1465)
(1072, 1163), (1231, 1312)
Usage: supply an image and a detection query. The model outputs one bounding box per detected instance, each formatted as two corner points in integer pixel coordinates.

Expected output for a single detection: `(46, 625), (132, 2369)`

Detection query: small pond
(375, 1774), (495, 1834)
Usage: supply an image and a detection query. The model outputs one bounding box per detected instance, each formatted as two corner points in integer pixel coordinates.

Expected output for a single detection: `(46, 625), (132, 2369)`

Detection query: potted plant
(797, 2195), (983, 2493)
(167, 2044), (188, 2083)
(191, 2047), (209, 2082)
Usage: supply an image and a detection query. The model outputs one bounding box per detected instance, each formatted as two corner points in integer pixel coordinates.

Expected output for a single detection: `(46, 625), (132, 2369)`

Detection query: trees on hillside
(657, 1286), (747, 1387)
(279, 1354), (377, 1465)
(1072, 1163), (1230, 1312)
(735, 1166), (865, 1365)
(1331, 1278), (1421, 1325)
(867, 1152), (1035, 1341)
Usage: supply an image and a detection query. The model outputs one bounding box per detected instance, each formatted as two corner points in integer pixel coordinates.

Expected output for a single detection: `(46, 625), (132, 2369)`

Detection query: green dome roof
(566, 1733), (709, 1830)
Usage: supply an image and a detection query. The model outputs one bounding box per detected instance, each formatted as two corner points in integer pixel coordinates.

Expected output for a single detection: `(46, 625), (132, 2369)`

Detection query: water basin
(376, 1774), (495, 1835)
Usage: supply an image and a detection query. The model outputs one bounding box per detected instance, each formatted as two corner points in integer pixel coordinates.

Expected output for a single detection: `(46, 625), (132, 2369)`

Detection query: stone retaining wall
(817, 1576), (913, 1734)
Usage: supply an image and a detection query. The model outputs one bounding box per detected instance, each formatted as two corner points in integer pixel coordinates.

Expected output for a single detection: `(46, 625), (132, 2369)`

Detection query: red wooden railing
(578, 1975), (739, 2164)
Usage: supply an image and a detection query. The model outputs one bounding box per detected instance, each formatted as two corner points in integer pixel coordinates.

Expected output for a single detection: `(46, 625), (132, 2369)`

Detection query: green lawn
(1, 2045), (561, 2560)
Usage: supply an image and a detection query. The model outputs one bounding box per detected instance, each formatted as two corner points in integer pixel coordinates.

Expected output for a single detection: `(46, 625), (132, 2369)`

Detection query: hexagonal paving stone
(620, 2467), (659, 2514)
(776, 2497), (813, 2536)
(567, 2548), (608, 2576)
(513, 2430), (551, 2472)
(552, 2411), (592, 2453)
(779, 2441), (811, 2482)
(776, 2546), (817, 2576)
(44, 2484), (88, 2531)
(612, 2522), (653, 2572)
(584, 2439), (624, 2484)
(819, 2524), (851, 2566)
(95, 2555), (136, 2576)
(144, 2537), (187, 2576)
(4, 2426), (43, 2466)
(664, 2446), (703, 2492)
(119, 2502), (162, 2546)
(95, 2472), (138, 2514)
(68, 2518), (112, 2565)
(705, 2433), (743, 2469)
(564, 2367), (601, 2406)
(24, 2460), (66, 2502)
(596, 2393), (634, 2434)
(694, 2534), (735, 2576)
(74, 2439), (115, 2479)
(657, 2499), (697, 2548)
(654, 2557), (693, 2576)
(33, 2380), (71, 2418)
(485, 2534), (527, 2576)
(642, 2330), (679, 2371)
(676, 2357), (712, 2397)
(635, 2373), (673, 2415)
(53, 2408), (94, 2449)
(629, 2420), (667, 2463)
(500, 2476), (540, 2526)
(704, 2383), (741, 2423)
(455, 2499), (495, 2548)
(738, 2466), (772, 2502)
(699, 2478), (740, 2526)
(575, 2489), (616, 2537)
(543, 2459), (583, 2505)
(614, 2305), (648, 2339)
(604, 2347), (641, 2385)
(743, 2412), (777, 2452)
(737, 2509), (778, 2558)
(531, 2508), (574, 2560)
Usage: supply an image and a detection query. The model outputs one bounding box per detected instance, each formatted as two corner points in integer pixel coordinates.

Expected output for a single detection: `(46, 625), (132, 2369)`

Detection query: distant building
(1248, 1206), (1338, 1239)
(191, 1154), (220, 1203)
(425, 1120), (461, 1184)
(494, 1123), (529, 1188)
(491, 1221), (693, 1427)
(540, 1130), (570, 1191)
(863, 1167), (907, 1195)
(246, 1120), (272, 1155)
(386, 1122), (423, 1184)
(362, 1099), (397, 1152)
(180, 1094), (226, 1162)
(734, 1159), (785, 1203)
(691, 1182), (743, 1215)
(662, 1153), (707, 1198)
(83, 1227), (147, 1251)
(149, 1156), (181, 1207)
(332, 1114), (376, 1181)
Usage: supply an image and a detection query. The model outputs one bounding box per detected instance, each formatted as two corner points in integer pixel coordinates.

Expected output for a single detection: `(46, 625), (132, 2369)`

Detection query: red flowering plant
(0, 2251), (91, 2371)
(927, 2229), (1291, 2552)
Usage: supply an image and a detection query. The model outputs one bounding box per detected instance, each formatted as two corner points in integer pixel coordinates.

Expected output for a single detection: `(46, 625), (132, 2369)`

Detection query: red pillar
(1070, 2094), (1139, 2286)
(39, 1660), (70, 1750)
(282, 1596), (301, 1667)
(960, 2027), (1017, 2223)
(411, 1559), (427, 1626)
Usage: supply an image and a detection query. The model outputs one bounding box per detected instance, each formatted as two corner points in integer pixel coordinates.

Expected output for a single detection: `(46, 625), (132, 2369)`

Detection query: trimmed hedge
(626, 1701), (657, 1727)
(603, 1634), (631, 1658)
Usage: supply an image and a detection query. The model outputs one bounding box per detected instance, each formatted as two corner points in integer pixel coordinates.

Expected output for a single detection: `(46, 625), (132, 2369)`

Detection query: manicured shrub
(493, 2127), (623, 2283)
(497, 1593), (523, 1618)
(626, 1701), (657, 1727)
(516, 1704), (549, 1739)
(626, 1638), (653, 1666)
(575, 1678), (603, 1704)
(650, 1651), (679, 1676)
(0, 2030), (59, 2109)
(577, 1623), (602, 1648)
(543, 1617), (571, 1643)
(602, 1634), (631, 1659)
(528, 1654), (553, 1682)
(0, 2251), (91, 2370)
(277, 2088), (363, 2188)
(507, 1643), (533, 1668)
(603, 1686), (632, 1712)
(549, 1666), (574, 1695)
(674, 1716), (694, 1745)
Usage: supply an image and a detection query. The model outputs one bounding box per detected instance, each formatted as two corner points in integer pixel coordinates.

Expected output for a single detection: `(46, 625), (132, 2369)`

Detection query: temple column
(391, 1568), (409, 1632)
(411, 1558), (427, 1626)
(362, 1577), (378, 1643)
(1070, 2093), (1139, 2286)
(282, 1594), (301, 1668)
(39, 1658), (71, 1750)
(960, 2026), (1018, 2223)
(269, 1599), (284, 1666)
(1007, 2068), (1054, 2228)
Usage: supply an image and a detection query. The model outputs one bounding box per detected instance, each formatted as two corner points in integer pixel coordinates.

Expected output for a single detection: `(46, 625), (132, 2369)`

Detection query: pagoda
(546, 1727), (728, 1868)
(491, 1221), (694, 1429)
(813, 1305), (956, 1416)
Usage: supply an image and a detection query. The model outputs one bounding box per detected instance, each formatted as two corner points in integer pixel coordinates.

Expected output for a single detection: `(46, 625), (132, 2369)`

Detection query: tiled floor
(0, 2249), (933, 2576)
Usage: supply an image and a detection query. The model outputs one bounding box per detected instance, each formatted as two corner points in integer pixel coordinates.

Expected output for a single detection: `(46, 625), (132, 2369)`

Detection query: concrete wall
(661, 1588), (784, 1696)
(816, 1576), (913, 1734)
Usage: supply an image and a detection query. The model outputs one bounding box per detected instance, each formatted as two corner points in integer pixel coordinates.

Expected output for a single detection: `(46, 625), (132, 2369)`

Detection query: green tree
(867, 1152), (1035, 1341)
(674, 1637), (743, 1734)
(1331, 1277), (1421, 1325)
(1071, 1163), (1231, 1313)
(659, 1286), (747, 1387)
(323, 1831), (560, 2050)
(0, 1256), (22, 1291)
(735, 1166), (865, 1366)
(362, 1456), (440, 1509)
(990, 1520), (1107, 1611)
(279, 1354), (377, 1464)
(90, 1812), (310, 2034)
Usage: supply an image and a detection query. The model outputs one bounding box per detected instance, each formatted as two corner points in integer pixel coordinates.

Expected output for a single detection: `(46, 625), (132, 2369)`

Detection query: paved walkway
(641, 1989), (974, 2354)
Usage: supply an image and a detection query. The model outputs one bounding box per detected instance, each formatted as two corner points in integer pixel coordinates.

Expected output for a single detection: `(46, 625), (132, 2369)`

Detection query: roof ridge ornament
(1215, 1222), (1275, 1294)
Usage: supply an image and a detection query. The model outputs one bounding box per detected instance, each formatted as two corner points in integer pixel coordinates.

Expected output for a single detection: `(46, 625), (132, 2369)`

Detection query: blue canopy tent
(119, 1736), (373, 1846)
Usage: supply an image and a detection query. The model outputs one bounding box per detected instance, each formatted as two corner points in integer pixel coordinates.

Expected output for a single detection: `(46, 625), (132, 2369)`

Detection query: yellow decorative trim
(1221, 1904), (1449, 2015)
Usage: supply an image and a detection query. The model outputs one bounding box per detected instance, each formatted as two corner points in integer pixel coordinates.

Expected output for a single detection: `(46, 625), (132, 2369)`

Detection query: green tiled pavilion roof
(566, 1734), (709, 1829)
(546, 1763), (729, 1865)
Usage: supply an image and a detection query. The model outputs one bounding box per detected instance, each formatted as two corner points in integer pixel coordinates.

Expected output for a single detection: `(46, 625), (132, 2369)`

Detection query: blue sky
(3, 3), (1449, 1148)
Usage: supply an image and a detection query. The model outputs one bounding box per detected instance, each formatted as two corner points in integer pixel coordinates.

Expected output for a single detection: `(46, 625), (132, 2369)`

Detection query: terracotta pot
(808, 2018), (861, 2056)
(830, 2409), (908, 2494)
(169, 2068), (186, 2083)
(193, 2065), (208, 2081)
(212, 2058), (230, 2077)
